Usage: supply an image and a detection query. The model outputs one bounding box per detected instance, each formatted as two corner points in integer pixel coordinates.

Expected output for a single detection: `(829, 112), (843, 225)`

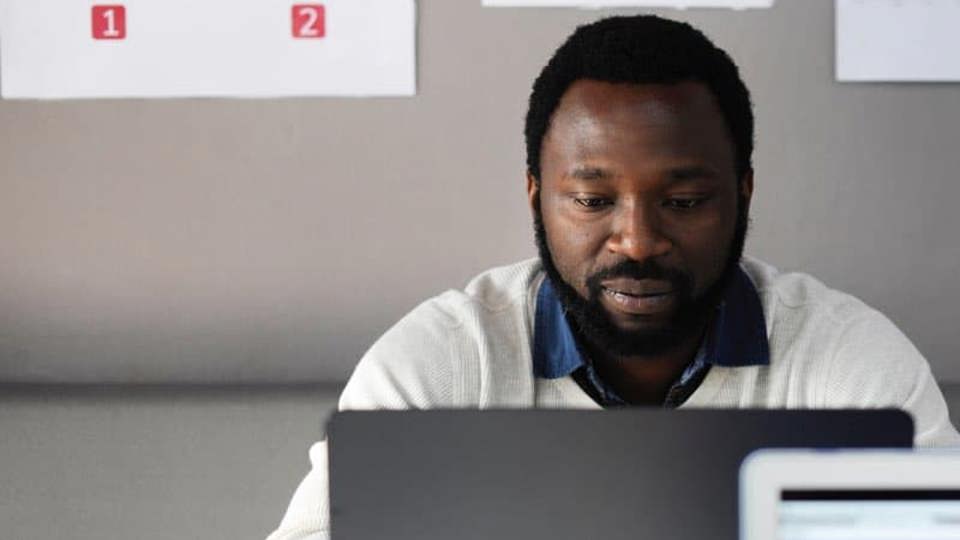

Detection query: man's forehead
(551, 79), (720, 130)
(540, 79), (736, 176)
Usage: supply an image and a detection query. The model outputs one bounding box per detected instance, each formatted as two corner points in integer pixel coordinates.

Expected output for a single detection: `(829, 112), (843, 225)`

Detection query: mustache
(585, 259), (692, 295)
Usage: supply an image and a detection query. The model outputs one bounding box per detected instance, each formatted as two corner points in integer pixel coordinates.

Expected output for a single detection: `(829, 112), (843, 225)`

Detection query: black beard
(533, 191), (749, 358)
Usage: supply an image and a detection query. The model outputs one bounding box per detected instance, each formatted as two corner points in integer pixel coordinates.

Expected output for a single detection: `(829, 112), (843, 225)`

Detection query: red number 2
(292, 5), (325, 39)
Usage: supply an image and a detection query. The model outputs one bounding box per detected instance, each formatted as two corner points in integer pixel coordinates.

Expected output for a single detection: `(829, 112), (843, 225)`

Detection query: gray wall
(2, 0), (959, 384)
(0, 384), (340, 540)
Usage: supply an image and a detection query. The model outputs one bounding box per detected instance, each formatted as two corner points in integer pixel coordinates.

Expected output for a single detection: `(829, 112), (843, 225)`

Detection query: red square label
(92, 5), (126, 40)
(292, 5), (325, 39)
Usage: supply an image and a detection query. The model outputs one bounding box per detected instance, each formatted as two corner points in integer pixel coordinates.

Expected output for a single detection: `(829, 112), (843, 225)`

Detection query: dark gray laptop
(327, 409), (912, 540)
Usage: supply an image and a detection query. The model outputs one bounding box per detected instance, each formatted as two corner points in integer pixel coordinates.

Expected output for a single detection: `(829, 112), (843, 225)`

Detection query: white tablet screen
(779, 490), (960, 540)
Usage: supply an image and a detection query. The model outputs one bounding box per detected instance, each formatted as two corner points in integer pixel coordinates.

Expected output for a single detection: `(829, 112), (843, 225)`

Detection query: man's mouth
(599, 279), (676, 315)
(600, 278), (673, 296)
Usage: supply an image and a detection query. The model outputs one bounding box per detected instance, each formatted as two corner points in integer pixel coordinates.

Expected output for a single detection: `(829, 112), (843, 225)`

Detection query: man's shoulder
(404, 258), (544, 324)
(459, 257), (544, 310)
(740, 256), (878, 327)
(736, 256), (929, 401)
(707, 259), (955, 447)
(339, 259), (543, 410)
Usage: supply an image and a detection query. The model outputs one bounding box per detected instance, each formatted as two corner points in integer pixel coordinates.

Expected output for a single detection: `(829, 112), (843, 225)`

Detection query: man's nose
(606, 202), (672, 261)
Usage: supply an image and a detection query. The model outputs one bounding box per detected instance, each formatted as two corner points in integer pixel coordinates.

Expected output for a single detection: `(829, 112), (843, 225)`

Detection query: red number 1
(292, 5), (325, 39)
(92, 5), (126, 40)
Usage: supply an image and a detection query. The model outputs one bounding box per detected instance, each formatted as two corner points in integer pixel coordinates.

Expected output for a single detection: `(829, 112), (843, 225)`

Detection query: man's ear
(739, 168), (754, 210)
(527, 172), (540, 217)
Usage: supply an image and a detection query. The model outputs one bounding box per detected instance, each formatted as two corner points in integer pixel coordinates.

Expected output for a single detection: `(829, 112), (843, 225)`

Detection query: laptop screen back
(328, 409), (912, 540)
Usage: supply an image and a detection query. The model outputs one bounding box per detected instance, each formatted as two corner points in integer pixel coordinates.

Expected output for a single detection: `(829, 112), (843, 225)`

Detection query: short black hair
(524, 15), (754, 181)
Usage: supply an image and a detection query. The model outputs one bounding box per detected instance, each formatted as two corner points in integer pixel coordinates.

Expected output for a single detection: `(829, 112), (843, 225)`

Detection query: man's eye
(574, 198), (612, 209)
(664, 198), (705, 210)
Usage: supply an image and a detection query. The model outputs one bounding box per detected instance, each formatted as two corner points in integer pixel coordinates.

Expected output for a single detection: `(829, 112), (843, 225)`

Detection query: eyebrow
(568, 166), (615, 181)
(567, 165), (719, 182)
(668, 165), (718, 181)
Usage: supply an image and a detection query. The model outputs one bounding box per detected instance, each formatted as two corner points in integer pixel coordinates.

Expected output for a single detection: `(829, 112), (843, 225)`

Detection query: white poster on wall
(0, 0), (416, 99)
(482, 0), (773, 8)
(837, 0), (960, 82)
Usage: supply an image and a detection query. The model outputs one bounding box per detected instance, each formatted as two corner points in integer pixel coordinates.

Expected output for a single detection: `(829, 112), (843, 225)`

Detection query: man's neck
(586, 326), (707, 405)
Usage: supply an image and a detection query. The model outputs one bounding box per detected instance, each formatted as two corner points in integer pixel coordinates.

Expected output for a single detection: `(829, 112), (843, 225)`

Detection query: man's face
(528, 80), (753, 357)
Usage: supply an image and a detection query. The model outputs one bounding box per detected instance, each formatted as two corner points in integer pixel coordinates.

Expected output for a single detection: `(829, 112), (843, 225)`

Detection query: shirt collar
(532, 266), (770, 379)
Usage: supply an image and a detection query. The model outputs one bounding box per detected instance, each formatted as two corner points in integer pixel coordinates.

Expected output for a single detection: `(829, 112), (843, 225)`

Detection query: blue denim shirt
(532, 268), (770, 407)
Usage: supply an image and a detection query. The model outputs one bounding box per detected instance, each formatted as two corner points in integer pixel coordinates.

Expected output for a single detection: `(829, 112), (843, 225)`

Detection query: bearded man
(267, 14), (959, 540)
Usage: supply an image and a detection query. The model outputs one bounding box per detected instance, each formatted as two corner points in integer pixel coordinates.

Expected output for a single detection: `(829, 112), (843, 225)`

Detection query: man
(267, 15), (959, 540)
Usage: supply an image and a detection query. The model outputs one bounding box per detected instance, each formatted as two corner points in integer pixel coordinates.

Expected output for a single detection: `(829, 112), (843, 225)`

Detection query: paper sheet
(482, 0), (773, 8)
(836, 0), (960, 82)
(0, 0), (416, 99)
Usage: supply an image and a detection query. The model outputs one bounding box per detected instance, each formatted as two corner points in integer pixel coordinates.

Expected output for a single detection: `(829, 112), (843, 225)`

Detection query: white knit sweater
(267, 257), (960, 540)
